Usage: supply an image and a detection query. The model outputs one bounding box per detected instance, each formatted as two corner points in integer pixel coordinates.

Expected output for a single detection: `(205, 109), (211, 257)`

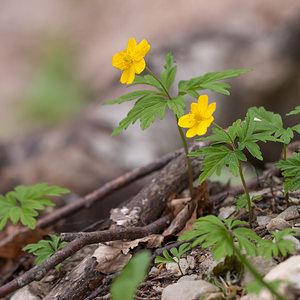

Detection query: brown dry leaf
(94, 234), (164, 274)
(0, 227), (47, 259)
(178, 181), (211, 235)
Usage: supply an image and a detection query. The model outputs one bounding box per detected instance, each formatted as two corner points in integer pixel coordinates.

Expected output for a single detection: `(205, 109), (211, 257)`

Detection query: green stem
(212, 122), (253, 227)
(283, 143), (290, 206)
(146, 66), (194, 197)
(177, 120), (195, 197)
(233, 244), (286, 300)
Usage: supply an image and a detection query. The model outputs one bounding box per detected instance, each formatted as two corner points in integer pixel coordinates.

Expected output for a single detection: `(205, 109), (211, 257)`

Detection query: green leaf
(23, 234), (68, 267)
(160, 52), (178, 92)
(111, 250), (151, 300)
(167, 96), (187, 118)
(189, 145), (232, 183)
(0, 183), (70, 230)
(275, 151), (300, 194)
(286, 106), (300, 116)
(257, 229), (297, 259)
(111, 96), (167, 136)
(130, 74), (164, 92)
(178, 69), (251, 96)
(178, 216), (234, 262)
(103, 90), (158, 105)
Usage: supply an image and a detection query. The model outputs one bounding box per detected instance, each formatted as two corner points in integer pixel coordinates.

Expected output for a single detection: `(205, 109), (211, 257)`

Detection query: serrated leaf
(178, 69), (251, 96)
(22, 234), (68, 266)
(111, 251), (150, 300)
(0, 183), (70, 230)
(130, 74), (164, 92)
(103, 90), (158, 105)
(160, 53), (177, 92)
(199, 82), (232, 95)
(111, 96), (167, 136)
(167, 96), (187, 118)
(275, 152), (300, 193)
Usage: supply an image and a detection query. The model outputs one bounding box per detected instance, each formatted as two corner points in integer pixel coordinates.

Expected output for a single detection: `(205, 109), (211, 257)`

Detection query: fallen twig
(0, 214), (172, 298)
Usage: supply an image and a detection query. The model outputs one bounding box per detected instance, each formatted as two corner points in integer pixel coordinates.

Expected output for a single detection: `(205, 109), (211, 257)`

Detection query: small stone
(218, 206), (236, 219)
(257, 215), (272, 226)
(276, 205), (299, 225)
(187, 255), (196, 270)
(149, 266), (159, 275)
(266, 218), (291, 232)
(11, 286), (40, 300)
(162, 280), (219, 300)
(165, 258), (189, 276)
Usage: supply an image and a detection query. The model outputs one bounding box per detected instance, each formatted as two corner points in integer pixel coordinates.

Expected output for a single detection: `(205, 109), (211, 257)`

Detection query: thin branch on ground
(0, 214), (172, 298)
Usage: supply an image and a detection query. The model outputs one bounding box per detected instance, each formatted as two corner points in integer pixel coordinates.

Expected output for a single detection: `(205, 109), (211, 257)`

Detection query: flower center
(122, 53), (133, 69)
(194, 112), (205, 121)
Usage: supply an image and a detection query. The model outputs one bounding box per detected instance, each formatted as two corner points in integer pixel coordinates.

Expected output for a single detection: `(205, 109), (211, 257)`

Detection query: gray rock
(276, 206), (299, 226)
(242, 255), (300, 300)
(267, 218), (291, 232)
(257, 215), (272, 226)
(162, 280), (219, 300)
(241, 255), (277, 285)
(218, 206), (236, 219)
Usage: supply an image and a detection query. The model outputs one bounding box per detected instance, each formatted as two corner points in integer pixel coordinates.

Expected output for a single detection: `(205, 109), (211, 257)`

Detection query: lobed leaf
(111, 96), (167, 136)
(275, 152), (300, 193)
(0, 183), (70, 230)
(167, 96), (187, 118)
(178, 69), (251, 96)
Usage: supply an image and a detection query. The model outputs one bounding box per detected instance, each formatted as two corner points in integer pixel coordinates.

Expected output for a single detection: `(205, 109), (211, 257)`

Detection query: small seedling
(155, 243), (191, 276)
(23, 234), (68, 267)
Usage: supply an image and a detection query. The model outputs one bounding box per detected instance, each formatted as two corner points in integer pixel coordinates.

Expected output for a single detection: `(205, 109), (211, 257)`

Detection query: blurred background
(0, 0), (299, 227)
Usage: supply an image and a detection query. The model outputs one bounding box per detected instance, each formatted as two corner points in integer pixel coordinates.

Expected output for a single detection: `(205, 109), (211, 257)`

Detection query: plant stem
(212, 122), (253, 227)
(177, 121), (195, 197)
(145, 66), (194, 197)
(233, 244), (286, 300)
(282, 143), (290, 206)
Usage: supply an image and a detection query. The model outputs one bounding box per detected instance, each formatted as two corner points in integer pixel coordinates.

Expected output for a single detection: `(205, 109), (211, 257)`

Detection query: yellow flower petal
(133, 40), (151, 61)
(120, 65), (135, 84)
(186, 125), (199, 138)
(178, 114), (197, 128)
(190, 102), (200, 115)
(206, 102), (216, 116)
(134, 59), (146, 74)
(112, 52), (127, 70)
(198, 95), (208, 113)
(127, 38), (137, 54)
(186, 122), (208, 138)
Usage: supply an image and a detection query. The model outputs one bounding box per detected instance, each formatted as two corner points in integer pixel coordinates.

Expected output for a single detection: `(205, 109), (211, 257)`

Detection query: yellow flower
(178, 95), (216, 138)
(112, 38), (150, 84)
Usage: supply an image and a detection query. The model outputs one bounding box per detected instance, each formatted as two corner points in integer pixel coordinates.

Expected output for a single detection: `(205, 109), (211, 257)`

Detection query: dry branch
(0, 214), (172, 298)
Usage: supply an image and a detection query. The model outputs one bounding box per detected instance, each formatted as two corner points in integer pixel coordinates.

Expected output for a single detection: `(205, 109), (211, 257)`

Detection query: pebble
(276, 205), (299, 225)
(218, 206), (236, 219)
(165, 258), (189, 276)
(162, 279), (219, 300)
(266, 218), (291, 232)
